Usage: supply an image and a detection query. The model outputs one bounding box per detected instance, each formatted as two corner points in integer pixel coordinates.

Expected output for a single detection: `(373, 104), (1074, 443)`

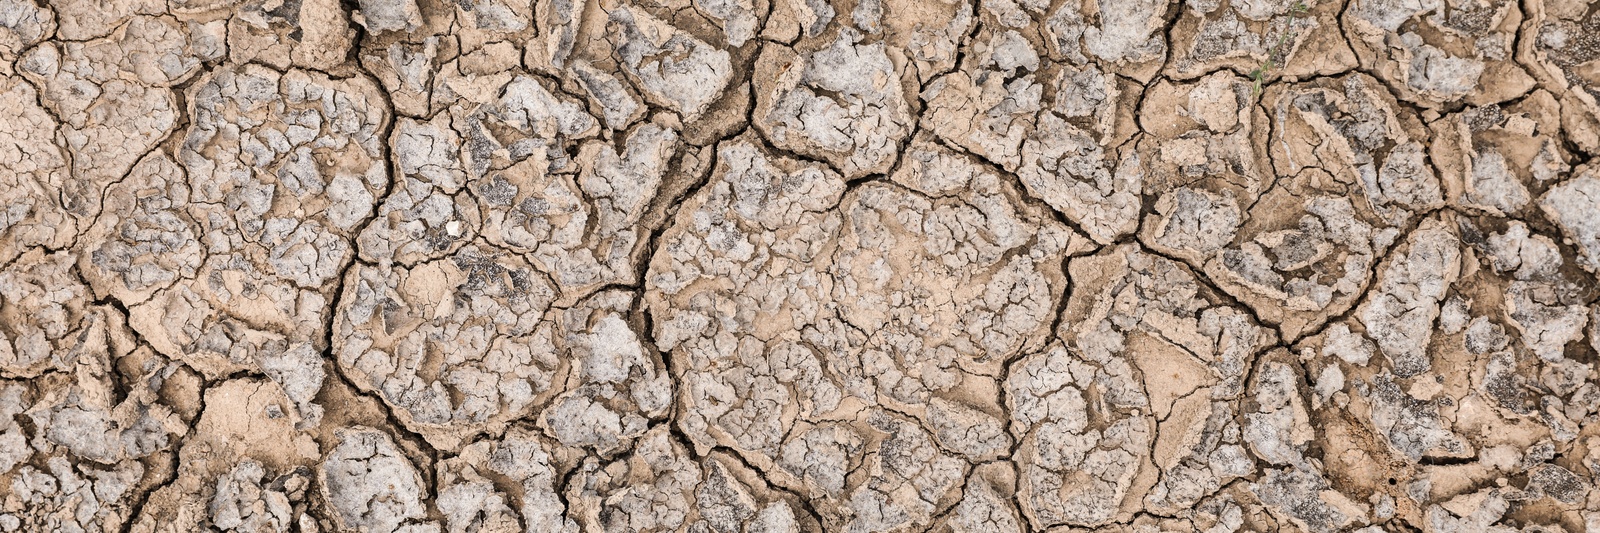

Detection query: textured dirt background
(2, 0), (1600, 531)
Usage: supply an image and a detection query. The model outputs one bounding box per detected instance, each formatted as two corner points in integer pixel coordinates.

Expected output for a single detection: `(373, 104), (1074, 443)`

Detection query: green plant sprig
(1251, 1), (1310, 97)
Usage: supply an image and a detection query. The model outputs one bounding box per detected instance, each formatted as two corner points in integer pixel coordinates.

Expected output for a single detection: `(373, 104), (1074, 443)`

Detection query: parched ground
(2, 0), (1600, 531)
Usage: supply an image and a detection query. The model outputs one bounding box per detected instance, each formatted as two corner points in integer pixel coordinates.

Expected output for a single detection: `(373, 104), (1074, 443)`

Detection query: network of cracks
(2, 0), (1600, 531)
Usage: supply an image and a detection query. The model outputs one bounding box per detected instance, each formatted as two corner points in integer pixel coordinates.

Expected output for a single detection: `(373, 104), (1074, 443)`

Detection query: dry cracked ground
(7, 0), (1600, 531)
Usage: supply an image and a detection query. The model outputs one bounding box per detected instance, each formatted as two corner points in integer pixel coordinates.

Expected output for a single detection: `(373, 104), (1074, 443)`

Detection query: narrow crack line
(117, 406), (185, 533)
(708, 441), (831, 529)
(1281, 204), (1454, 347)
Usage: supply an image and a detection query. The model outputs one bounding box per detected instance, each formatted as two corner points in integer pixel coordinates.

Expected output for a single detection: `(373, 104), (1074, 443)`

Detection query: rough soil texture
(4, 0), (1600, 531)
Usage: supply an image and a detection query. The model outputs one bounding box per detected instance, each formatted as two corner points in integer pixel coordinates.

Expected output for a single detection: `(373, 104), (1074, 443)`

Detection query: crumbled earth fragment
(753, 26), (914, 178)
(5, 0), (1600, 531)
(436, 426), (576, 532)
(609, 6), (735, 123)
(333, 245), (561, 451)
(131, 378), (320, 533)
(1006, 244), (1274, 528)
(1144, 72), (1444, 340)
(320, 426), (437, 532)
(1346, 0), (1532, 108)
(1169, 0), (1357, 81)
(1521, 0), (1600, 154)
(1359, 215), (1461, 377)
(0, 76), (74, 264)
(1432, 93), (1571, 217)
(19, 15), (209, 195)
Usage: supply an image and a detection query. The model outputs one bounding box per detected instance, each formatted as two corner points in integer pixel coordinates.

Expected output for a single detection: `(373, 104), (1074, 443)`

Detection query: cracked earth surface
(3, 0), (1600, 531)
